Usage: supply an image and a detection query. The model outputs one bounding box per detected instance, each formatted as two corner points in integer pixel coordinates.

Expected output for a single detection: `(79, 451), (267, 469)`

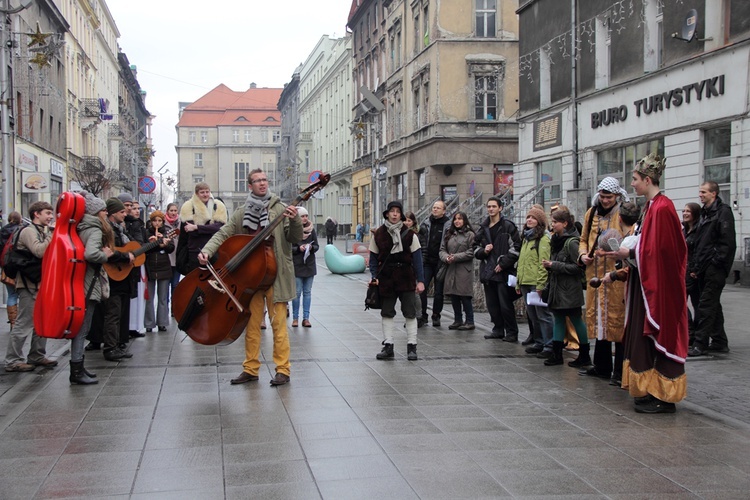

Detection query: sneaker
(536, 350), (553, 359)
(431, 315), (441, 327)
(28, 358), (58, 368)
(634, 398), (676, 414)
(158, 326), (168, 332)
(458, 323), (475, 330)
(448, 322), (462, 330)
(5, 362), (35, 372)
(525, 344), (544, 354)
(707, 343), (729, 353)
(687, 346), (706, 357)
(291, 319), (298, 327)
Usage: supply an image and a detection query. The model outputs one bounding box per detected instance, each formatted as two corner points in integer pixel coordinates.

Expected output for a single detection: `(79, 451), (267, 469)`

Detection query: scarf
(165, 211), (179, 227)
(385, 220), (404, 254)
(243, 192), (271, 231)
(302, 219), (313, 239)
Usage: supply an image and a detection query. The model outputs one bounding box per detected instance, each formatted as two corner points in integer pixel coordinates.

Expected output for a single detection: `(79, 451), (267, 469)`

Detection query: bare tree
(68, 159), (129, 197)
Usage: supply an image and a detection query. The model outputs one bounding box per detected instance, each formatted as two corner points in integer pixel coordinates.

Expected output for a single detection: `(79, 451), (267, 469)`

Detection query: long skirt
(621, 268), (687, 403)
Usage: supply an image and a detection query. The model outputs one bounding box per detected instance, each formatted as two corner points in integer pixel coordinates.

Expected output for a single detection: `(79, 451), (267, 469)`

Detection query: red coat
(635, 193), (688, 362)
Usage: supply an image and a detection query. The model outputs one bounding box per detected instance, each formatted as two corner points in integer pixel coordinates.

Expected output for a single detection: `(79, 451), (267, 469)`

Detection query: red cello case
(34, 191), (87, 339)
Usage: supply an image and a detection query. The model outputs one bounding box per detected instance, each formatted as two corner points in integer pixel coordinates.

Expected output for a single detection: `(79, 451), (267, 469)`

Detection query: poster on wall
(22, 171), (50, 193)
(494, 166), (514, 196)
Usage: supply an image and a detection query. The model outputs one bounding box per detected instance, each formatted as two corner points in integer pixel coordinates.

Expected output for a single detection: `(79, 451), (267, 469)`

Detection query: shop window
(537, 159), (562, 204)
(597, 138), (664, 194)
(704, 125), (731, 201)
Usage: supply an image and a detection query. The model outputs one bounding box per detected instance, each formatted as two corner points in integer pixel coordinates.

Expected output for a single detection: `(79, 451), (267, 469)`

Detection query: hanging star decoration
(27, 22), (52, 47)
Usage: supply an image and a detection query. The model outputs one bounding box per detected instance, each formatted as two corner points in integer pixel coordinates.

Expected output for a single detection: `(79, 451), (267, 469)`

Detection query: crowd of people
(366, 153), (736, 414)
(0, 155), (737, 415)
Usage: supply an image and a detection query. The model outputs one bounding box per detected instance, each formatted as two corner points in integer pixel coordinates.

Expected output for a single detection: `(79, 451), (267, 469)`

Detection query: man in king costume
(607, 153), (688, 414)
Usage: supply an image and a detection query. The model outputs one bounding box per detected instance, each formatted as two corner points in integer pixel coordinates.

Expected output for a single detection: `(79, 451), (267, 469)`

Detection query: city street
(0, 240), (748, 499)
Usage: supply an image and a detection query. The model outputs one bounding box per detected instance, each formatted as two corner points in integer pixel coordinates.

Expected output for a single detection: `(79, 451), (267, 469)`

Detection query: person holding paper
(291, 207), (319, 328)
(515, 207), (554, 358)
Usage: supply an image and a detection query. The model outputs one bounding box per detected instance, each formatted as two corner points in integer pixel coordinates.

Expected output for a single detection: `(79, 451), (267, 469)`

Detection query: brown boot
(6, 304), (17, 329)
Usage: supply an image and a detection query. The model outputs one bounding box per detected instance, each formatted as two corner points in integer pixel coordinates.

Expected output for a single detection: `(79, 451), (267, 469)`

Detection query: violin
(172, 174), (330, 345)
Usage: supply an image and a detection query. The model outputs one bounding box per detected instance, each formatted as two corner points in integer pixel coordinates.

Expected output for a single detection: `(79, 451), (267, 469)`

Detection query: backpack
(563, 236), (587, 290)
(1, 224), (43, 283)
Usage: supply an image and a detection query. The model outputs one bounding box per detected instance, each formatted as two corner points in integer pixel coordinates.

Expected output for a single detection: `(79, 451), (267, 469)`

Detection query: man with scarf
(369, 201), (425, 360)
(178, 182), (228, 274)
(199, 169), (302, 386)
(578, 177), (629, 380)
(606, 154), (688, 413)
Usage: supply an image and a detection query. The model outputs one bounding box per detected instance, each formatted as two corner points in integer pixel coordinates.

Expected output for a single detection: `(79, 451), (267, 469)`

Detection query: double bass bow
(171, 174), (330, 346)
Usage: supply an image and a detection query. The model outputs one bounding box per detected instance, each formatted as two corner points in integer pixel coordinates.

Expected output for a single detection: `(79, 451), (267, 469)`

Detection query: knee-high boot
(70, 360), (98, 385)
(544, 341), (565, 366)
(568, 343), (591, 368)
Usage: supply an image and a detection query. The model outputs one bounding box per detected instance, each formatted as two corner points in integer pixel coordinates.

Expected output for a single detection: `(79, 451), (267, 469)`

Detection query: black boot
(407, 344), (418, 361)
(81, 355), (96, 379)
(376, 342), (394, 360)
(544, 341), (564, 366)
(69, 360), (98, 385)
(568, 343), (591, 368)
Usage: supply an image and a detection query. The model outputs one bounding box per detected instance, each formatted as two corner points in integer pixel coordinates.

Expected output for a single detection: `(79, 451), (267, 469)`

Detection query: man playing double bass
(198, 169), (302, 386)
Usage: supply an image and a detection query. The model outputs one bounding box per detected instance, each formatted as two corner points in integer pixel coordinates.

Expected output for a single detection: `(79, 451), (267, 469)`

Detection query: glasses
(251, 178), (268, 184)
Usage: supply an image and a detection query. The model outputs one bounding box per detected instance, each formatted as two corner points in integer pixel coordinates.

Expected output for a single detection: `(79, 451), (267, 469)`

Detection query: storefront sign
(50, 158), (64, 177)
(17, 148), (38, 171)
(22, 171), (50, 193)
(591, 74), (725, 129)
(533, 113), (562, 150)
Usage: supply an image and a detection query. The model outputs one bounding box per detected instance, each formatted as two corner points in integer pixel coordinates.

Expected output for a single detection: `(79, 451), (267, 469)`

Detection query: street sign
(308, 170), (323, 184)
(138, 176), (156, 194)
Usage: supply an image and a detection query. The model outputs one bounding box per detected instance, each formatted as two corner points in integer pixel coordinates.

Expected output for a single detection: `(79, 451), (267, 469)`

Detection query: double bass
(171, 174), (330, 345)
(34, 192), (87, 339)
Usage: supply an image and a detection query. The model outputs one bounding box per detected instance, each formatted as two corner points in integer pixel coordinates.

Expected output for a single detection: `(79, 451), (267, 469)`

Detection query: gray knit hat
(117, 192), (134, 204)
(80, 190), (106, 215)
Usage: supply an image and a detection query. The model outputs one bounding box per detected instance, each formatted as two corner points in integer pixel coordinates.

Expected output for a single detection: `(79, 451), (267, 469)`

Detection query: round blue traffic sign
(138, 176), (156, 194)
(309, 170), (322, 184)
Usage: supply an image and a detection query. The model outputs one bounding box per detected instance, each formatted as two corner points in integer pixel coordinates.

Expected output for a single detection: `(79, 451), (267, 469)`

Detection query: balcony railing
(80, 99), (100, 118)
(82, 156), (105, 173)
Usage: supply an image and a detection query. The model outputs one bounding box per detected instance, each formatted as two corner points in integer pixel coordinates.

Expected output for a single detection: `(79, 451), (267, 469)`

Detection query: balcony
(299, 132), (312, 143)
(82, 156), (105, 173)
(108, 123), (121, 138)
(80, 99), (100, 118)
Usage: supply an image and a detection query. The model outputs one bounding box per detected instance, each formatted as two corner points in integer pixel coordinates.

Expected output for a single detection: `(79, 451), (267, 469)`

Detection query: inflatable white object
(324, 244), (366, 274)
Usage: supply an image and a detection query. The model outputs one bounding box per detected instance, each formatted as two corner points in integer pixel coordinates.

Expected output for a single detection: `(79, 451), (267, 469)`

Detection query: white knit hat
(297, 206), (308, 216)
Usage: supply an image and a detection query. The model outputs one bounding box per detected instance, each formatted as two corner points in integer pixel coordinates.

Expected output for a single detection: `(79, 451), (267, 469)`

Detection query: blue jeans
(521, 285), (553, 348)
(450, 295), (474, 324)
(4, 283), (17, 306)
(292, 276), (314, 320)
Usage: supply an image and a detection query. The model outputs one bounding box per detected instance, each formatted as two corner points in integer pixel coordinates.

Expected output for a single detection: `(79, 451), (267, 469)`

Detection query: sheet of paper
(526, 290), (548, 307)
(507, 275), (517, 287)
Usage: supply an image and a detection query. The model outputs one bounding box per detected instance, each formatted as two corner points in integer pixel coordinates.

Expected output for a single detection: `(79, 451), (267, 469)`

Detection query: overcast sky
(107, 0), (353, 186)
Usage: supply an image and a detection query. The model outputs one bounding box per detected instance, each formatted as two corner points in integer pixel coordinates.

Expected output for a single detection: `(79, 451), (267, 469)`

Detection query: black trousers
(420, 261), (445, 318)
(693, 265), (729, 349)
(482, 281), (518, 337)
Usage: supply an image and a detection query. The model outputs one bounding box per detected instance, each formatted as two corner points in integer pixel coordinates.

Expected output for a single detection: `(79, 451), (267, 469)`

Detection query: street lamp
(156, 161), (168, 209)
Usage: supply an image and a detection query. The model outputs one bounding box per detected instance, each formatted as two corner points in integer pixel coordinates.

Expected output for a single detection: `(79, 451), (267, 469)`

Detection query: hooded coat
(77, 214), (111, 303)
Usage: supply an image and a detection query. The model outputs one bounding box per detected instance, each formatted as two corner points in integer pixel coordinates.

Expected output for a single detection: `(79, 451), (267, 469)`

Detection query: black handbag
(540, 283), (550, 303)
(435, 263), (447, 282)
(364, 283), (382, 310)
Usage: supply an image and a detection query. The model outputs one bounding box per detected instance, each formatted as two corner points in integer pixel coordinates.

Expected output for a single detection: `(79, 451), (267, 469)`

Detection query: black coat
(292, 228), (319, 278)
(546, 227), (584, 310)
(144, 227), (175, 281)
(473, 216), (521, 283)
(691, 197), (736, 277)
(418, 215), (450, 265)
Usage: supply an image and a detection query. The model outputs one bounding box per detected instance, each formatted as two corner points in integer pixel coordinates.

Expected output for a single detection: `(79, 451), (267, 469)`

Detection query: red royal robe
(635, 193), (689, 362)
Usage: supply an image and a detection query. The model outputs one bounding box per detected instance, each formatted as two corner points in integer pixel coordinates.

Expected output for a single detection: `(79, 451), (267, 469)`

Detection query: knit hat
(149, 210), (165, 221)
(80, 190), (106, 215)
(106, 197), (126, 216)
(635, 153), (667, 182)
(117, 192), (134, 204)
(297, 207), (308, 216)
(382, 201), (406, 221)
(526, 207), (547, 228)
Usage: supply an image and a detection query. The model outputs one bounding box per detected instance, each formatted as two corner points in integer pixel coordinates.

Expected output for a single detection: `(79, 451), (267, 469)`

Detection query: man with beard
(418, 200), (451, 327)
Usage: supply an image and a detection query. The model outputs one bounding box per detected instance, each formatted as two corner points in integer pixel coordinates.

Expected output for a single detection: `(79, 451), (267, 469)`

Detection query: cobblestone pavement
(0, 240), (747, 498)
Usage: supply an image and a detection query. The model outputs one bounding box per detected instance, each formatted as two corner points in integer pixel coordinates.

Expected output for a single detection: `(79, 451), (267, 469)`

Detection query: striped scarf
(243, 192), (271, 231)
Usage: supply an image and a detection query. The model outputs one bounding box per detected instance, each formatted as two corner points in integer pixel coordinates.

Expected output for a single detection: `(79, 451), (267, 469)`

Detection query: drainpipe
(571, 0), (579, 189)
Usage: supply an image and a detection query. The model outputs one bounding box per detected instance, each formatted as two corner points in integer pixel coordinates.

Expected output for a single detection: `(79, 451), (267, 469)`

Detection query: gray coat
(77, 214), (111, 302)
(439, 229), (475, 297)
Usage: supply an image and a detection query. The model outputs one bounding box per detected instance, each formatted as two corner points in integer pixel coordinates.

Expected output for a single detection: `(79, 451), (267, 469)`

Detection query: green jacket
(201, 195), (303, 303)
(516, 233), (550, 291)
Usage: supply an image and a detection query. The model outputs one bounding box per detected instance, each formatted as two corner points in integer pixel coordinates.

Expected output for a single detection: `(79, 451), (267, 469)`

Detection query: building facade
(348, 0), (520, 228)
(277, 67), (301, 203)
(297, 35), (353, 235)
(175, 84), (282, 212)
(516, 0), (750, 281)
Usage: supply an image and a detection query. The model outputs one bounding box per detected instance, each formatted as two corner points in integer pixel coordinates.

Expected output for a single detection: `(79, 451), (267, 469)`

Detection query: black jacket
(473, 216), (521, 283)
(292, 228), (319, 278)
(691, 197), (736, 276)
(546, 227), (584, 310)
(418, 215), (450, 265)
(144, 226), (175, 281)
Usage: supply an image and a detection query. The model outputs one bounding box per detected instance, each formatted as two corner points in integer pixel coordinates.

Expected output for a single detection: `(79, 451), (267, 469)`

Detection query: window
(704, 125), (731, 201)
(474, 75), (497, 120)
(234, 162), (249, 192)
(244, 130), (251, 142)
(261, 129), (269, 143)
(232, 130), (239, 143)
(414, 13), (420, 53)
(189, 131), (196, 143)
(597, 138), (664, 191)
(200, 131), (207, 143)
(423, 4), (429, 46)
(194, 153), (203, 167)
(192, 175), (204, 184)
(537, 159), (562, 204)
(475, 0), (496, 38)
(413, 87), (421, 129)
(272, 130), (280, 143)
(395, 173), (407, 207)
(595, 16), (611, 90)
